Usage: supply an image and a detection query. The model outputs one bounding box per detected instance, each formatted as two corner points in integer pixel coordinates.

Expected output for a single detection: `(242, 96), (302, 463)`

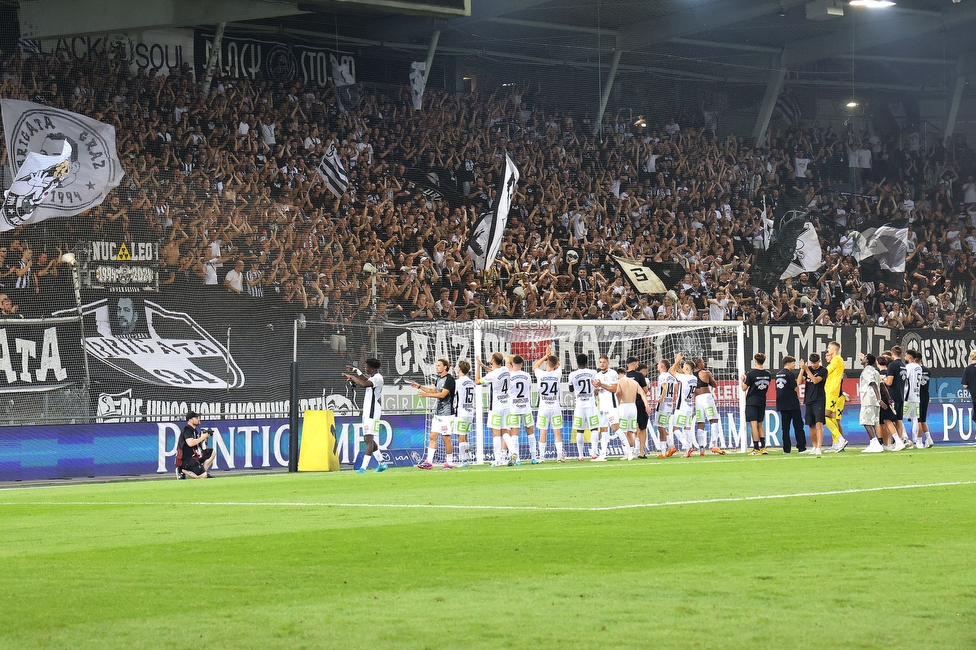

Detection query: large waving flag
(612, 254), (667, 294)
(779, 221), (823, 280)
(853, 219), (909, 284)
(752, 206), (822, 291)
(1, 100), (123, 229)
(316, 143), (348, 199)
(1, 139), (71, 230)
(467, 153), (519, 273)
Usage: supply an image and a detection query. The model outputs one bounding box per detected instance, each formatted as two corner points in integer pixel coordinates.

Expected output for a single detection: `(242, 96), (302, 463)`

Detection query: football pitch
(2, 449), (975, 649)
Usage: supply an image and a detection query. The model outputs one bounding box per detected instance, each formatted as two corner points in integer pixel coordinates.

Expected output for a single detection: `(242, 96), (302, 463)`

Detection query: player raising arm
(533, 348), (563, 463)
(506, 354), (533, 466)
(477, 352), (512, 467)
(568, 354), (599, 461)
(669, 353), (700, 458)
(592, 355), (624, 461)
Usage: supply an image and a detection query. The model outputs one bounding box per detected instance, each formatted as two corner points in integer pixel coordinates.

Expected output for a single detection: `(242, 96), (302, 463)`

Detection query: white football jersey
(905, 362), (922, 402)
(509, 370), (532, 411)
(568, 368), (597, 406)
(535, 368), (562, 407)
(595, 368), (619, 411)
(363, 372), (384, 418)
(674, 373), (698, 412)
(481, 366), (510, 411)
(454, 374), (476, 413)
(657, 372), (677, 410)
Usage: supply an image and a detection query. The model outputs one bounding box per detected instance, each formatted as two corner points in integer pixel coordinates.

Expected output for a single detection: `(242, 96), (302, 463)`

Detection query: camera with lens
(201, 428), (215, 436)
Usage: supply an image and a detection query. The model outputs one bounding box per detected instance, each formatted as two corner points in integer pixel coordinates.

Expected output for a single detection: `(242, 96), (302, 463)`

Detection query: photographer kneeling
(176, 411), (216, 479)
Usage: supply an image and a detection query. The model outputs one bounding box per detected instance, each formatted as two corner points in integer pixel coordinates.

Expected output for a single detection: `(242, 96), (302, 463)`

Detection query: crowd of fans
(2, 46), (976, 330)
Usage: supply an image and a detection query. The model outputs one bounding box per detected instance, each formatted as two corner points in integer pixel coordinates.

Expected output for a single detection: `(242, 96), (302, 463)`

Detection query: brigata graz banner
(0, 316), (86, 391)
(194, 29), (355, 87)
(0, 413), (428, 481)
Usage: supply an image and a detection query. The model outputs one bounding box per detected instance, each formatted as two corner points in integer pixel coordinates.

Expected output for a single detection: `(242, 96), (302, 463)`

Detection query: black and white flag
(612, 255), (667, 294)
(316, 143), (348, 199)
(853, 220), (909, 283)
(1, 139), (71, 231)
(332, 59), (359, 113)
(409, 61), (425, 111)
(753, 207), (822, 291)
(1, 100), (124, 229)
(780, 221), (823, 279)
(467, 153), (519, 273)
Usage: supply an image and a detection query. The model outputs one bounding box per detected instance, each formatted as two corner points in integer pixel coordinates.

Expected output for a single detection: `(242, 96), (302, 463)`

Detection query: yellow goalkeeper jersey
(825, 355), (844, 399)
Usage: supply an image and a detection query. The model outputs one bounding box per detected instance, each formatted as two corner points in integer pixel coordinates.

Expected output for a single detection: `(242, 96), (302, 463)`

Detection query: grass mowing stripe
(6, 479), (974, 511)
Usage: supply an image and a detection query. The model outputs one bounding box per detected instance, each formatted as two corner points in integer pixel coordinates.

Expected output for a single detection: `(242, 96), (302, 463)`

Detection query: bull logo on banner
(80, 297), (244, 389)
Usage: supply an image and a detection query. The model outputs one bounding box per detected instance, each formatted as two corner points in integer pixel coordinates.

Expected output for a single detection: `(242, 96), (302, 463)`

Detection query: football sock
(502, 433), (514, 455)
(445, 453), (453, 465)
(527, 433), (538, 460)
(372, 450), (383, 463)
(492, 436), (503, 462)
(599, 430), (610, 457)
(459, 441), (469, 462)
(425, 446), (436, 463)
(361, 455), (371, 469)
(576, 432), (586, 457)
(710, 420), (724, 447)
(590, 434), (599, 458)
(825, 417), (841, 445)
(760, 436), (766, 449)
(754, 439), (761, 451)
(554, 439), (563, 458)
(696, 428), (707, 450)
(537, 435), (547, 459)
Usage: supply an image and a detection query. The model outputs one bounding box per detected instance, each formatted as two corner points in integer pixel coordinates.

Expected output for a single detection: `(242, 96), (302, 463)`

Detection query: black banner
(744, 324), (976, 376)
(53, 285), (976, 423)
(194, 30), (355, 87)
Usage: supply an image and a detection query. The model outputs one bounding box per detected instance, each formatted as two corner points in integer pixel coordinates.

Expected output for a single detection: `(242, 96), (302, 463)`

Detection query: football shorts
(431, 415), (453, 436)
(673, 409), (696, 430)
(536, 406), (564, 430)
(618, 403), (638, 432)
(572, 404), (601, 431)
(506, 411), (534, 428)
(487, 407), (509, 430)
(454, 410), (474, 436)
(903, 401), (920, 420)
(694, 393), (719, 422)
(362, 415), (382, 437)
(598, 409), (619, 429)
(827, 394), (846, 417)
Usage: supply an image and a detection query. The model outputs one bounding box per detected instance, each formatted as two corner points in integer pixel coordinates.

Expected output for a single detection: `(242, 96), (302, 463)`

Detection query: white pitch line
(3, 480), (974, 512)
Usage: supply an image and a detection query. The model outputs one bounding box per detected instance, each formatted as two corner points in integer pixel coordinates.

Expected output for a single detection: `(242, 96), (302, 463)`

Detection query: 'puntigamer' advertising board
(0, 413), (428, 481)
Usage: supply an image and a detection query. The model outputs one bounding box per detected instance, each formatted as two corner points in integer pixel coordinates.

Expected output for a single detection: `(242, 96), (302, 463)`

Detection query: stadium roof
(244, 0), (976, 94)
(14, 0), (976, 95)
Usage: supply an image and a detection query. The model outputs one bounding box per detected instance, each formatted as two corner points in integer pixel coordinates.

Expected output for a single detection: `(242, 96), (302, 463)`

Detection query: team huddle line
(342, 341), (940, 472)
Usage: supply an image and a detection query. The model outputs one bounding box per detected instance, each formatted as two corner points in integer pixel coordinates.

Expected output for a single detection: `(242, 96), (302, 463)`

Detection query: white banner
(1, 100), (124, 227)
(409, 61), (425, 111)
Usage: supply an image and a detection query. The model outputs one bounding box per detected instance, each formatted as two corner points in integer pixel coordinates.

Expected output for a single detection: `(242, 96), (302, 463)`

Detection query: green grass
(2, 448), (976, 649)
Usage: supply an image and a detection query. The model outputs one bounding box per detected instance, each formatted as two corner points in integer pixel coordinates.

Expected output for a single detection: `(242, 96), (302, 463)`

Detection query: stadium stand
(1, 47), (976, 329)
